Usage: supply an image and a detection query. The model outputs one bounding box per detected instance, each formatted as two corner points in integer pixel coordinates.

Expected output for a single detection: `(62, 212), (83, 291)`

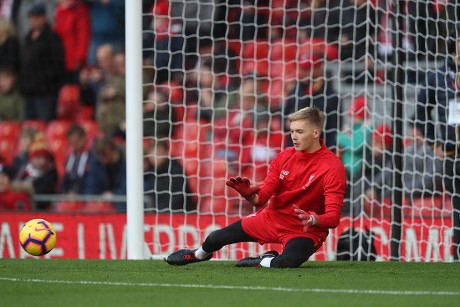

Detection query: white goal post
(125, 0), (145, 260)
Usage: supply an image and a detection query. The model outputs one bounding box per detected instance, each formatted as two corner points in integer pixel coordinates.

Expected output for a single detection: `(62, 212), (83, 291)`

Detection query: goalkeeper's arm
(293, 203), (342, 232)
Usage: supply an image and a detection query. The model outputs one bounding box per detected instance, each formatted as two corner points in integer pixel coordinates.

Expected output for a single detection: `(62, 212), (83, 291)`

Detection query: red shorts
(241, 208), (327, 251)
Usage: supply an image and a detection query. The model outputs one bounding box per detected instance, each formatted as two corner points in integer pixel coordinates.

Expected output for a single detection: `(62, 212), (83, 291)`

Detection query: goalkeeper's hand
(293, 205), (318, 233)
(226, 177), (260, 202)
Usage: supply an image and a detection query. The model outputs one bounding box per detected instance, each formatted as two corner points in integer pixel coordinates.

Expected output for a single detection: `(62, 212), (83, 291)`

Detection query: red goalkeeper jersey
(255, 140), (347, 236)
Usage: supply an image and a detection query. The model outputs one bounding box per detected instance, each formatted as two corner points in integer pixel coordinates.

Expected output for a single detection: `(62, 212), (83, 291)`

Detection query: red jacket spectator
(0, 166), (31, 211)
(53, 0), (91, 74)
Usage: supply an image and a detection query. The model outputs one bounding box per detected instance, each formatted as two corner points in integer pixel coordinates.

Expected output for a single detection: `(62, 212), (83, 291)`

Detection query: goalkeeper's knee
(270, 254), (306, 268)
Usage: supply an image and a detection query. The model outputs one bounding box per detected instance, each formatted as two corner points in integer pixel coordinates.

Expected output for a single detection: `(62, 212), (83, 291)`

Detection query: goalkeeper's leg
(200, 219), (257, 255)
(269, 237), (315, 268)
(166, 220), (256, 265)
(235, 237), (315, 268)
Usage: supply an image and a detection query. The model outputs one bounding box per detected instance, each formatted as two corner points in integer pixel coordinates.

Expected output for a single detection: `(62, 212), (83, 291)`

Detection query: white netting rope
(142, 0), (458, 262)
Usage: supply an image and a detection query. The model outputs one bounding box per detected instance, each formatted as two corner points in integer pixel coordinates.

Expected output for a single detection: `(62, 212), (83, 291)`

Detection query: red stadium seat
(45, 120), (72, 143)
(242, 40), (270, 60)
(298, 38), (339, 61)
(269, 39), (298, 63)
(241, 58), (269, 77)
(227, 40), (242, 56)
(0, 138), (18, 165)
(0, 121), (21, 141)
(47, 136), (69, 178)
(170, 119), (208, 159)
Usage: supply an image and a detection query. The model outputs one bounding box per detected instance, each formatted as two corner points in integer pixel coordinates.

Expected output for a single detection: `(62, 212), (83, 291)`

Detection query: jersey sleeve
(315, 161), (347, 228)
(255, 151), (284, 207)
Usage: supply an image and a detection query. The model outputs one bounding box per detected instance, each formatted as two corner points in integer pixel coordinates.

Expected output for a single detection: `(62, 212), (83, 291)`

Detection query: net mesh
(142, 0), (458, 262)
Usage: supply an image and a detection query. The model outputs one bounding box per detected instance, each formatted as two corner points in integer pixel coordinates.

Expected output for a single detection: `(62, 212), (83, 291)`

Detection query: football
(19, 219), (57, 256)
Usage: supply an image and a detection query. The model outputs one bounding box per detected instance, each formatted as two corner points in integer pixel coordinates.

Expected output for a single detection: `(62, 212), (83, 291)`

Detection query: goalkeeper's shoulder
(322, 151), (347, 179)
(266, 147), (294, 165)
(277, 146), (296, 158)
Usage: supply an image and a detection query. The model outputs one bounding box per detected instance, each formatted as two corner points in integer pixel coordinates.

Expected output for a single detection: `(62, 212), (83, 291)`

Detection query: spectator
(77, 66), (97, 113)
(87, 137), (126, 211)
(0, 164), (32, 211)
(337, 96), (372, 180)
(19, 3), (65, 121)
(445, 2), (460, 35)
(13, 0), (56, 45)
(233, 0), (267, 41)
(85, 0), (125, 66)
(53, 0), (91, 83)
(172, 0), (214, 42)
(407, 0), (445, 60)
(327, 0), (379, 83)
(283, 53), (341, 151)
(414, 27), (460, 260)
(402, 122), (443, 199)
(327, 0), (379, 63)
(11, 127), (40, 178)
(360, 124), (394, 213)
(13, 136), (58, 210)
(242, 112), (283, 185)
(143, 88), (171, 139)
(196, 58), (237, 122)
(96, 50), (125, 137)
(0, 1), (20, 21)
(186, 37), (239, 105)
(90, 43), (114, 99)
(212, 74), (261, 172)
(377, 0), (414, 61)
(141, 0), (156, 31)
(144, 140), (194, 212)
(77, 43), (116, 116)
(0, 16), (20, 72)
(337, 96), (372, 216)
(0, 67), (24, 121)
(60, 123), (97, 194)
(303, 0), (340, 40)
(143, 0), (184, 83)
(362, 122), (445, 217)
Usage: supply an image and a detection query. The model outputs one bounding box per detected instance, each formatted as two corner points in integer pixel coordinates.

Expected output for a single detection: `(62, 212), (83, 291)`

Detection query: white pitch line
(0, 277), (459, 296)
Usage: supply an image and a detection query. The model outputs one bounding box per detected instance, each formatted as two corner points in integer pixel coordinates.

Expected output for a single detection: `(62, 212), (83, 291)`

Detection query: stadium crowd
(0, 0), (457, 217)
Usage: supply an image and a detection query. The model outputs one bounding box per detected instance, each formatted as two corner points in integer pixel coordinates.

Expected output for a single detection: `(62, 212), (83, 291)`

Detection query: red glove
(226, 177), (260, 201)
(293, 205), (319, 233)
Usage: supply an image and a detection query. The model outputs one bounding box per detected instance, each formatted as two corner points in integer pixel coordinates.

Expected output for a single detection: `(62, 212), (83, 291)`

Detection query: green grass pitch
(1, 259), (459, 307)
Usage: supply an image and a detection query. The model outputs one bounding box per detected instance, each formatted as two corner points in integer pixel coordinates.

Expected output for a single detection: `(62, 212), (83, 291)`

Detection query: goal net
(141, 0), (459, 262)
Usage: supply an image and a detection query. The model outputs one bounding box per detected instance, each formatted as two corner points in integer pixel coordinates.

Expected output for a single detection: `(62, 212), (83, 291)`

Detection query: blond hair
(288, 106), (325, 131)
(0, 17), (17, 44)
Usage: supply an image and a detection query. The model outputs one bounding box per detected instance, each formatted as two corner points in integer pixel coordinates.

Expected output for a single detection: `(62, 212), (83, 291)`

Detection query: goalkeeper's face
(289, 120), (321, 153)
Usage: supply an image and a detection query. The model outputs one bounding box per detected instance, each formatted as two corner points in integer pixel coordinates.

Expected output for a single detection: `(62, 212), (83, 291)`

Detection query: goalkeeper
(166, 107), (347, 268)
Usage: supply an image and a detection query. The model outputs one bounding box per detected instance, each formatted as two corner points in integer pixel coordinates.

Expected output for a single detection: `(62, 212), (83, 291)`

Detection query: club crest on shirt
(303, 175), (315, 189)
(279, 170), (289, 179)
